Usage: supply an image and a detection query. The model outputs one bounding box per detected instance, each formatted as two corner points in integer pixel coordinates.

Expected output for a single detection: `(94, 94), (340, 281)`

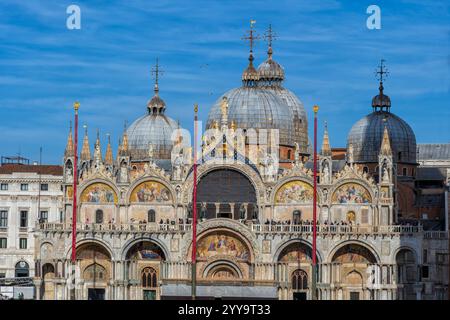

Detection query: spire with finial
(80, 124), (91, 160)
(65, 121), (74, 157)
(120, 121), (129, 155)
(148, 58), (166, 114)
(372, 59), (391, 112)
(241, 19), (260, 85)
(380, 119), (392, 156)
(321, 121), (332, 156)
(104, 133), (113, 165)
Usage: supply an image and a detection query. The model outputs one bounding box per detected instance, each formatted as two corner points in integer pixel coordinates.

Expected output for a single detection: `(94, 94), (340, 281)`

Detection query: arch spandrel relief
(80, 183), (118, 204)
(130, 181), (172, 203)
(275, 180), (313, 204)
(331, 183), (372, 204)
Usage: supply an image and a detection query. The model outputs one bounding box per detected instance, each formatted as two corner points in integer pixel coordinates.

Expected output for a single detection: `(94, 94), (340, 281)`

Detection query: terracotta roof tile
(0, 164), (63, 176)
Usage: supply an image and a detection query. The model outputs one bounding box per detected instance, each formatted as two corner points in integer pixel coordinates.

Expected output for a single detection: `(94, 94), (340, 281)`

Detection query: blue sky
(0, 0), (448, 164)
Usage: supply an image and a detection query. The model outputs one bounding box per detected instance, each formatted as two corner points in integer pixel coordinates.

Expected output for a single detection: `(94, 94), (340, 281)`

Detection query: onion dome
(347, 61), (416, 164)
(127, 60), (179, 160)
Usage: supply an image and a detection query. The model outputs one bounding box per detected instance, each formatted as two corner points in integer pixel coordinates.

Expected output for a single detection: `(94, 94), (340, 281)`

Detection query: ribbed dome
(206, 87), (296, 147)
(347, 111), (416, 164)
(257, 57), (285, 83)
(127, 113), (178, 160)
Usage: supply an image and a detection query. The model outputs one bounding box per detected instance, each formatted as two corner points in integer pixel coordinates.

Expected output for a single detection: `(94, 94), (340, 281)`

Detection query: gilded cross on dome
(241, 19), (260, 54)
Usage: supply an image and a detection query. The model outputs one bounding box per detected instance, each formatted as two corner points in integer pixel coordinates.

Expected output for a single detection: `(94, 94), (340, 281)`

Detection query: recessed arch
(129, 179), (173, 204)
(65, 238), (115, 261)
(121, 238), (169, 261)
(330, 242), (378, 264)
(274, 180), (314, 204)
(273, 239), (321, 264)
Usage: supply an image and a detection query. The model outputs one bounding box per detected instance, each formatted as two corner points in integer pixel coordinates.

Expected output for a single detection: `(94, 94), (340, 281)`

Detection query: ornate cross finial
(151, 58), (164, 95)
(375, 59), (389, 83)
(264, 24), (276, 48)
(242, 19), (260, 54)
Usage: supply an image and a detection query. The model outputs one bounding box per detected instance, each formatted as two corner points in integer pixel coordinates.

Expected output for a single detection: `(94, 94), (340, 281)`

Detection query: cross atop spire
(263, 24), (277, 59)
(375, 59), (389, 83)
(151, 58), (164, 94)
(242, 19), (260, 58)
(321, 121), (332, 156)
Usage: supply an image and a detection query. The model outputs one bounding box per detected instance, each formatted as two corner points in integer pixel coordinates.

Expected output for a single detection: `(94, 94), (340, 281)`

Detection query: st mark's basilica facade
(33, 29), (449, 300)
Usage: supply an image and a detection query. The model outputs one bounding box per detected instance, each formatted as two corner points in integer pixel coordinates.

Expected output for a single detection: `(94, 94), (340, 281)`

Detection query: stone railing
(250, 224), (423, 235)
(37, 222), (192, 233)
(37, 221), (446, 239)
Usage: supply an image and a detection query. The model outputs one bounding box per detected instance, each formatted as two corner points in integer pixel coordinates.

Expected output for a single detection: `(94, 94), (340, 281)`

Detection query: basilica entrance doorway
(88, 288), (105, 300)
(293, 292), (307, 300)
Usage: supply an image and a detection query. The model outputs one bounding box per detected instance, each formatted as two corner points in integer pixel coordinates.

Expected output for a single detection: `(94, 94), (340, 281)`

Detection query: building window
(148, 210), (156, 223)
(0, 238), (7, 249)
(402, 167), (407, 176)
(40, 183), (48, 191)
(141, 267), (157, 288)
(287, 150), (292, 160)
(59, 211), (64, 223)
(95, 209), (104, 224)
(20, 211), (28, 228)
(292, 269), (308, 290)
(0, 210), (7, 228)
(19, 238), (27, 249)
(15, 261), (29, 277)
(0, 183), (8, 191)
(363, 166), (369, 173)
(423, 249), (428, 264)
(0, 273), (5, 279)
(422, 266), (429, 279)
(39, 211), (48, 223)
(20, 184), (29, 191)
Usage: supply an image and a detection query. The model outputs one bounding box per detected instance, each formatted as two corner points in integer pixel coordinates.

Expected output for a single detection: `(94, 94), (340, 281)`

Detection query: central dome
(206, 87), (295, 146)
(206, 36), (308, 152)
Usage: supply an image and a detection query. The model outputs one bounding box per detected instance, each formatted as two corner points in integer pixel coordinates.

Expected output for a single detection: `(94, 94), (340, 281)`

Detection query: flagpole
(312, 105), (319, 300)
(191, 104), (198, 300)
(71, 101), (79, 300)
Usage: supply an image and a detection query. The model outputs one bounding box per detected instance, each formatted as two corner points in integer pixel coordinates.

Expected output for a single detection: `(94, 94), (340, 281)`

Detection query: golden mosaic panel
(80, 183), (117, 204)
(275, 180), (313, 204)
(331, 183), (371, 204)
(130, 181), (172, 203)
(197, 232), (250, 261)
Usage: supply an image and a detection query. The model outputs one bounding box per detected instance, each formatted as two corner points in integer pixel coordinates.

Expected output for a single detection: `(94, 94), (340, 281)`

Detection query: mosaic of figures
(332, 244), (376, 264)
(197, 232), (250, 261)
(80, 183), (117, 204)
(278, 243), (313, 263)
(127, 242), (165, 260)
(331, 183), (371, 204)
(130, 181), (172, 203)
(275, 180), (313, 204)
(76, 244), (111, 260)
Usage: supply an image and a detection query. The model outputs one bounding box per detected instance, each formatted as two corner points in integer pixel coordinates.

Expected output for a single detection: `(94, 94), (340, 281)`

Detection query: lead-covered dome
(127, 79), (178, 160)
(347, 81), (416, 164)
(206, 87), (295, 146)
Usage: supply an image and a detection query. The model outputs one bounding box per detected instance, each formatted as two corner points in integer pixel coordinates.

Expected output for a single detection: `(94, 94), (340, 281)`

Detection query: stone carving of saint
(347, 143), (354, 165)
(252, 205), (259, 220)
(322, 188), (328, 202)
(120, 160), (128, 182)
(322, 160), (330, 184)
(66, 162), (73, 183)
(200, 202), (207, 220)
(294, 142), (300, 163)
(239, 204), (246, 220)
(172, 151), (184, 180)
(382, 166), (389, 182)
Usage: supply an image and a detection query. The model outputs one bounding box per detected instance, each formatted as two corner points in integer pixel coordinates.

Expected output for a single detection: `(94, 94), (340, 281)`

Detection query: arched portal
(76, 243), (112, 300)
(15, 261), (29, 278)
(396, 249), (417, 300)
(125, 241), (166, 300)
(277, 242), (315, 300)
(42, 263), (55, 300)
(196, 169), (257, 220)
(331, 243), (378, 300)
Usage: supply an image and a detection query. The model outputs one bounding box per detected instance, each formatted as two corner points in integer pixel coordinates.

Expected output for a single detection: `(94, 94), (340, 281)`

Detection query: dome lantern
(372, 59), (391, 112)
